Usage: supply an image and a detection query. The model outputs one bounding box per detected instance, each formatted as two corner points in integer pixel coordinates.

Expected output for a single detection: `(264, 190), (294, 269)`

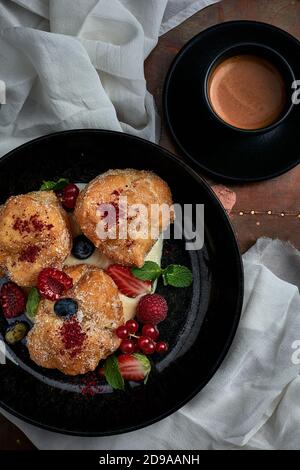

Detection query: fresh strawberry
(106, 264), (151, 298)
(117, 353), (151, 382)
(57, 183), (79, 211)
(38, 268), (73, 301)
(137, 294), (168, 324)
(0, 282), (26, 318)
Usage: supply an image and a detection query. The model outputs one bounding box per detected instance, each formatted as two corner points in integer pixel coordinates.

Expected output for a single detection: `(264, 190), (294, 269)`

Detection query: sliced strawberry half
(0, 282), (26, 318)
(106, 264), (151, 298)
(38, 267), (73, 301)
(117, 353), (151, 382)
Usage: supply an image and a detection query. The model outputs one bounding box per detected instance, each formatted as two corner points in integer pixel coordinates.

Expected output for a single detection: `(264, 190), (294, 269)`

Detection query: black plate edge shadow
(163, 20), (300, 183)
(0, 129), (244, 436)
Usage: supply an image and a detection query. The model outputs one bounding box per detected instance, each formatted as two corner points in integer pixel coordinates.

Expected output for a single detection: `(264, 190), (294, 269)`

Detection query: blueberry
(54, 298), (78, 317)
(72, 235), (95, 260)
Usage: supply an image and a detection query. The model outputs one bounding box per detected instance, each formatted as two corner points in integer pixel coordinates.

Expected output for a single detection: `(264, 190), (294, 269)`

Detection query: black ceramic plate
(164, 21), (300, 182)
(0, 130), (243, 436)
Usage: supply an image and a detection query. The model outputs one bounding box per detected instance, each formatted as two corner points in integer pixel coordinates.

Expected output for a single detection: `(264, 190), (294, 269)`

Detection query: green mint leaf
(163, 264), (193, 288)
(104, 355), (124, 391)
(131, 261), (162, 281)
(40, 178), (69, 191)
(25, 287), (40, 320)
(133, 353), (151, 384)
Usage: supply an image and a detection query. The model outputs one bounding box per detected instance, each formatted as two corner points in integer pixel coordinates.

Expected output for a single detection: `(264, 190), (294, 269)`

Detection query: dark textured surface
(0, 130), (243, 436)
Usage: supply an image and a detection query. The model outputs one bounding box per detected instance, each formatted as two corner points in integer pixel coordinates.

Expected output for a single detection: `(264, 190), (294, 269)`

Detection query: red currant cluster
(116, 319), (168, 355)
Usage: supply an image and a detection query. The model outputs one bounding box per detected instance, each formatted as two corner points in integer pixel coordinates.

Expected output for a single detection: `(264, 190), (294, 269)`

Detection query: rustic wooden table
(1, 0), (299, 451)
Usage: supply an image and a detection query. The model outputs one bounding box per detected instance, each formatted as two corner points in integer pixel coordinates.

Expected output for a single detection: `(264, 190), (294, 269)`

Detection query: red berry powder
(13, 213), (53, 235)
(19, 245), (41, 263)
(80, 373), (102, 397)
(60, 318), (86, 357)
(12, 217), (31, 234)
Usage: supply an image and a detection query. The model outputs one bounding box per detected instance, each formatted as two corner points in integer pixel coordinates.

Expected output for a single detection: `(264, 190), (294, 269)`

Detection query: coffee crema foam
(208, 54), (286, 130)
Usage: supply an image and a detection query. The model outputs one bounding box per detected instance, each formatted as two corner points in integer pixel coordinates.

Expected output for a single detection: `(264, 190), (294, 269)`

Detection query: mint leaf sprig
(131, 261), (193, 288)
(26, 287), (40, 320)
(40, 178), (69, 191)
(104, 355), (124, 391)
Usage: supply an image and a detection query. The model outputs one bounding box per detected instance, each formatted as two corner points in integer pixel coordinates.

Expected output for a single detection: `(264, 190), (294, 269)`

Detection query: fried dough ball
(27, 264), (124, 376)
(0, 191), (72, 287)
(75, 169), (173, 267)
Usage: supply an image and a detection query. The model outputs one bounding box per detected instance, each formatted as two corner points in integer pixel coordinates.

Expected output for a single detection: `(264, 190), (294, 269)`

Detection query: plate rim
(0, 129), (244, 436)
(163, 20), (300, 183)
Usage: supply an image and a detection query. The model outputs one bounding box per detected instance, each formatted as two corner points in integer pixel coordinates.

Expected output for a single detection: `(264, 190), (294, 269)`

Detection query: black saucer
(163, 21), (300, 182)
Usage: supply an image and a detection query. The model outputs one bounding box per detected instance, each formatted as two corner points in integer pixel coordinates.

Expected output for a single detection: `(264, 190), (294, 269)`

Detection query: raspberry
(0, 282), (26, 318)
(38, 268), (73, 301)
(136, 294), (168, 324)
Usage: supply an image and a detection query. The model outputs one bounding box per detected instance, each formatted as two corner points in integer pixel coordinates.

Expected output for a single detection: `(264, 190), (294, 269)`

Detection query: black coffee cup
(204, 42), (295, 134)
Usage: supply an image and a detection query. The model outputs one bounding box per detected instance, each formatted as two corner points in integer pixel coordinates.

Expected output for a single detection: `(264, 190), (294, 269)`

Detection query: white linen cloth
(0, 0), (219, 156)
(2, 237), (300, 450)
